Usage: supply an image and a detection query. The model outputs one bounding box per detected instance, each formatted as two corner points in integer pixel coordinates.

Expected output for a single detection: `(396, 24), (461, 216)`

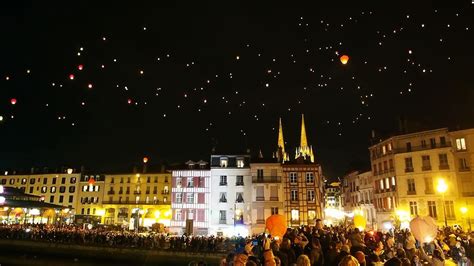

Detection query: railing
(219, 219), (226, 224)
(422, 166), (432, 171)
(134, 191), (141, 195)
(270, 197), (279, 201)
(219, 199), (227, 203)
(235, 182), (244, 186)
(118, 191), (123, 194)
(252, 176), (281, 183)
(439, 164), (450, 170)
(161, 190), (169, 195)
(235, 200), (244, 203)
(102, 200), (168, 205)
(256, 196), (265, 201)
(256, 219), (265, 224)
(219, 182), (227, 186)
(107, 191), (115, 195)
(462, 192), (474, 197)
(405, 168), (414, 173)
(460, 167), (471, 172)
(407, 190), (417, 195)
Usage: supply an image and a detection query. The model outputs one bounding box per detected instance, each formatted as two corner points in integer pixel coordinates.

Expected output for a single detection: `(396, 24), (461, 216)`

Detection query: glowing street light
(461, 207), (468, 214)
(437, 178), (448, 227)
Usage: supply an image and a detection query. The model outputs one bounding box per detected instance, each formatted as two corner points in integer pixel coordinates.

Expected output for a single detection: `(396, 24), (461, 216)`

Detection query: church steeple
(275, 118), (289, 163)
(300, 114), (308, 148)
(295, 114), (315, 163)
(278, 118), (285, 153)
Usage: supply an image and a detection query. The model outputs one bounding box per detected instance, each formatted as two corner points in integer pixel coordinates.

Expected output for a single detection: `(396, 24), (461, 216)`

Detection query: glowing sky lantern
(88, 83), (93, 89)
(143, 157), (149, 163)
(78, 64), (83, 70)
(340, 55), (349, 65)
(265, 214), (287, 239)
(10, 98), (17, 105)
(127, 99), (132, 104)
(69, 74), (75, 80)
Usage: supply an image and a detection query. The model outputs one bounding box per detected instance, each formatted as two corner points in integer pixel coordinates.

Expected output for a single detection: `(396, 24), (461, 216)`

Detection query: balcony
(236, 199), (244, 203)
(256, 219), (265, 224)
(422, 166), (432, 171)
(219, 219), (227, 224)
(219, 199), (227, 203)
(252, 176), (281, 183)
(102, 200), (168, 205)
(405, 168), (414, 173)
(394, 141), (452, 153)
(439, 164), (450, 170)
(462, 192), (474, 197)
(107, 191), (115, 195)
(134, 191), (141, 195)
(407, 190), (417, 195)
(219, 182), (227, 186)
(161, 190), (169, 195)
(118, 191), (123, 194)
(256, 196), (265, 201)
(459, 167), (471, 172)
(235, 182), (244, 186)
(270, 197), (279, 201)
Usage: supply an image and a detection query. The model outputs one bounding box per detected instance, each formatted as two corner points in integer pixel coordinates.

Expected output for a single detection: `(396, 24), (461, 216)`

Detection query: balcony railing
(102, 200), (168, 205)
(459, 167), (471, 172)
(235, 182), (244, 186)
(407, 190), (417, 195)
(252, 176), (281, 183)
(439, 164), (450, 170)
(270, 197), (279, 201)
(107, 191), (115, 195)
(219, 219), (226, 224)
(134, 191), (141, 195)
(405, 167), (414, 173)
(422, 166), (432, 171)
(161, 190), (169, 195)
(256, 196), (265, 201)
(219, 182), (227, 186)
(462, 192), (474, 197)
(256, 219), (265, 224)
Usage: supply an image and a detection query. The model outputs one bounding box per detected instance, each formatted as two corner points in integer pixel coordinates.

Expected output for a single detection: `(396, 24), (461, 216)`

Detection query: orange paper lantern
(265, 214), (287, 239)
(410, 216), (437, 243)
(143, 157), (149, 163)
(340, 55), (349, 65)
(354, 214), (367, 230)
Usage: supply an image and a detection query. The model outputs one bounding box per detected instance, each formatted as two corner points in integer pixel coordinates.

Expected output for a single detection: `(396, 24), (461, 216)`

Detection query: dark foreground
(0, 240), (222, 266)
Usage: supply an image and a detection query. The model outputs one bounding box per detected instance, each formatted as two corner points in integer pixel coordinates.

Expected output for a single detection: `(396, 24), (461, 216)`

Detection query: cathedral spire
(278, 117), (285, 153)
(300, 114), (308, 148)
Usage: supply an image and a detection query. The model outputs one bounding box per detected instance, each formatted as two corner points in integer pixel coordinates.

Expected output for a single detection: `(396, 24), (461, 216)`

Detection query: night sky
(1, 2), (473, 179)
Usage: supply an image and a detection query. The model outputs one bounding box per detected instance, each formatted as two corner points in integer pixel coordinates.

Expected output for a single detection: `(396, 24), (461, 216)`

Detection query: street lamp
(436, 179), (448, 227)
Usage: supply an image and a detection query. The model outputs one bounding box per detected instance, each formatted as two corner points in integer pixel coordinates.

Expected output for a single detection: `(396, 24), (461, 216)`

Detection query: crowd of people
(1, 220), (474, 265)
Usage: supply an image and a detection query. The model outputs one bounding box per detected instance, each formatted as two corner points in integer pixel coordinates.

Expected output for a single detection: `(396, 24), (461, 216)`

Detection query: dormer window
(237, 158), (244, 168)
(220, 158), (228, 168)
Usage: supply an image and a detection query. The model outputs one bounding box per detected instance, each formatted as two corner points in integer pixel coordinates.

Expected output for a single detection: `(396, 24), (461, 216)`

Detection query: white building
(209, 155), (252, 237)
(358, 171), (377, 229)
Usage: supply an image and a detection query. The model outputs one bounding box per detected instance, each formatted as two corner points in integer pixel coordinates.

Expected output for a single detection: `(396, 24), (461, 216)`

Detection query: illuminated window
(187, 193), (194, 204)
(380, 179), (384, 190)
(388, 143), (392, 151)
(291, 190), (298, 201)
(220, 158), (228, 168)
(291, 209), (299, 221)
(21, 178), (27, 185)
(237, 158), (244, 168)
(305, 173), (314, 183)
(391, 176), (396, 186)
(308, 210), (316, 220)
(289, 173), (297, 184)
(382, 145), (386, 155)
(409, 201), (418, 215)
(385, 178), (390, 189)
(176, 177), (182, 188)
(188, 210), (194, 220)
(307, 190), (315, 201)
(50, 186), (56, 193)
(135, 196), (140, 203)
(176, 193), (182, 203)
(187, 177), (194, 187)
(41, 186), (47, 193)
(175, 210), (182, 220)
(456, 138), (467, 151)
(83, 185), (88, 192)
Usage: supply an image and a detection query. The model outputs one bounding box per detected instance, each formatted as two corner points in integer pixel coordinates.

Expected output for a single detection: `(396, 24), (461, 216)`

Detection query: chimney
(31, 167), (35, 174)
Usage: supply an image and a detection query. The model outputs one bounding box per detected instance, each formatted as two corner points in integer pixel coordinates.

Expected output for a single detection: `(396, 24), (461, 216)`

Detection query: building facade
(75, 174), (105, 224)
(209, 155), (252, 237)
(102, 172), (172, 229)
(370, 128), (462, 228)
(250, 161), (284, 235)
(358, 171), (377, 228)
(0, 169), (80, 223)
(282, 115), (324, 227)
(170, 161), (210, 236)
